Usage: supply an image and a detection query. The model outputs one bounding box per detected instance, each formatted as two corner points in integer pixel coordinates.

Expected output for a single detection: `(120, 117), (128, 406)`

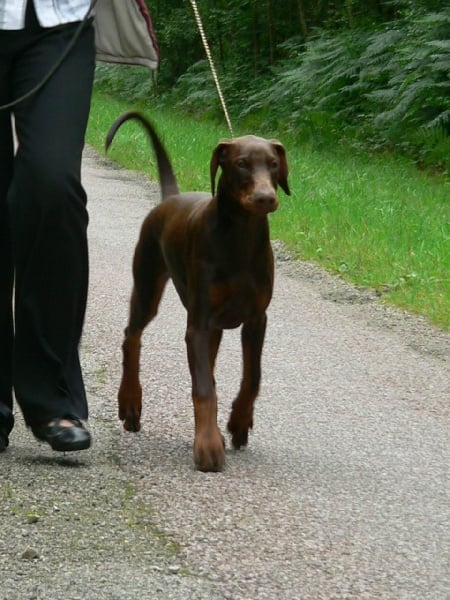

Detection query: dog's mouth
(242, 192), (279, 216)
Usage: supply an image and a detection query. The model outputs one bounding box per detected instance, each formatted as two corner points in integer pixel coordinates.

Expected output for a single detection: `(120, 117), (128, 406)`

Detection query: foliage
(244, 10), (450, 167)
(95, 0), (450, 169)
(95, 64), (154, 103)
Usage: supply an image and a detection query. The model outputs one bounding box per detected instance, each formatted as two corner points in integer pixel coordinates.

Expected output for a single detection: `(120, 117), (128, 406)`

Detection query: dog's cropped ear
(210, 140), (233, 196)
(271, 141), (290, 196)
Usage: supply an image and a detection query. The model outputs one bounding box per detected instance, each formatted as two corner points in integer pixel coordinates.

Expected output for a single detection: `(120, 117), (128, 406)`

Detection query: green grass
(87, 90), (230, 191)
(86, 90), (450, 331)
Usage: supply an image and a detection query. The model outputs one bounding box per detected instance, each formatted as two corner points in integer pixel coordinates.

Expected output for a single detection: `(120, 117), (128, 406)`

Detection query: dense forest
(97, 0), (450, 169)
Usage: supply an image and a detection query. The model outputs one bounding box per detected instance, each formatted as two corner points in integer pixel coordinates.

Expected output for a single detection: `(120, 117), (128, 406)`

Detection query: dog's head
(210, 135), (290, 216)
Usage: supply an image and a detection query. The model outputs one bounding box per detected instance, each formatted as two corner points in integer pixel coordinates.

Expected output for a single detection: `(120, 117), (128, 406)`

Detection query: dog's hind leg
(118, 237), (168, 432)
(227, 313), (267, 449)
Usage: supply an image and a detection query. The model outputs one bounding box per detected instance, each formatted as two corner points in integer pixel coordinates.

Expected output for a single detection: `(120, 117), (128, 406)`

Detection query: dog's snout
(253, 189), (278, 213)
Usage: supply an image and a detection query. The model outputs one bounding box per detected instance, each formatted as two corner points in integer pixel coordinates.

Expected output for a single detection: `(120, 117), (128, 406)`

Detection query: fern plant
(243, 8), (449, 168)
(368, 11), (450, 165)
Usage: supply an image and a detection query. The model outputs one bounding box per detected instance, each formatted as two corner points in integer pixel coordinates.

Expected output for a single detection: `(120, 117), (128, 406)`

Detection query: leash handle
(189, 0), (234, 138)
(0, 0), (97, 111)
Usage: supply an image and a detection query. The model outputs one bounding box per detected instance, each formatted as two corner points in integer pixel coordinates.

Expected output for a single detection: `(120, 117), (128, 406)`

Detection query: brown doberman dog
(106, 112), (290, 471)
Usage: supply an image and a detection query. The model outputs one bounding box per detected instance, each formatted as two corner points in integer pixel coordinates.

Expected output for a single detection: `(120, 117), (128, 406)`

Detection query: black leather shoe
(0, 404), (14, 452)
(32, 417), (91, 452)
(0, 430), (9, 452)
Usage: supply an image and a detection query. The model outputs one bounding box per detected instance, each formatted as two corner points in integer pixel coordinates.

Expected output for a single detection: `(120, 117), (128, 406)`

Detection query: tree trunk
(252, 0), (260, 76)
(297, 0), (308, 40)
(266, 0), (275, 65)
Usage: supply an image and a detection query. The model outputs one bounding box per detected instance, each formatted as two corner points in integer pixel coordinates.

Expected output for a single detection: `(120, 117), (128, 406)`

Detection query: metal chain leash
(188, 0), (234, 138)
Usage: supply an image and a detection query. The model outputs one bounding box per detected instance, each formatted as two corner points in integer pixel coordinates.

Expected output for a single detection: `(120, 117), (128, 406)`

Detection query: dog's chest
(208, 271), (272, 329)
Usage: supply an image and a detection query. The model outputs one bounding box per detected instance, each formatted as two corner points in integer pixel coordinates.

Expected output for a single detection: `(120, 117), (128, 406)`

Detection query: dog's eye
(270, 159), (278, 171)
(236, 159), (248, 169)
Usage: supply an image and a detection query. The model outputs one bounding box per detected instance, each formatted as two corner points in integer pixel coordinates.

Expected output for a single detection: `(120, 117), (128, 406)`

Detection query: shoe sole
(49, 437), (92, 452)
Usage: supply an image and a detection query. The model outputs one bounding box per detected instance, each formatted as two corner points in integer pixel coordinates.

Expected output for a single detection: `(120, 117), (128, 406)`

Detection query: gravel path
(1, 147), (448, 599)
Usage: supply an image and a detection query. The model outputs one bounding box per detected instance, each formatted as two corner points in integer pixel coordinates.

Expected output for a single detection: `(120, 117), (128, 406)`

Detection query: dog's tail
(105, 111), (180, 200)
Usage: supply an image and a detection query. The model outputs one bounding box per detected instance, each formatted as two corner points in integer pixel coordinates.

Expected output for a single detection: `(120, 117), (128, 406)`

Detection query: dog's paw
(227, 414), (253, 450)
(122, 413), (141, 432)
(119, 404), (141, 432)
(193, 430), (225, 472)
(118, 388), (142, 433)
(229, 427), (249, 450)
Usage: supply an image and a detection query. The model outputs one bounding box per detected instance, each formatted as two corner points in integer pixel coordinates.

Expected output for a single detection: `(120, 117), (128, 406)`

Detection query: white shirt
(0, 0), (93, 30)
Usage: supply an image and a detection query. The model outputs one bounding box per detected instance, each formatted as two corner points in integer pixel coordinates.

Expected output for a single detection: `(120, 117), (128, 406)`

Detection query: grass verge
(86, 90), (449, 331)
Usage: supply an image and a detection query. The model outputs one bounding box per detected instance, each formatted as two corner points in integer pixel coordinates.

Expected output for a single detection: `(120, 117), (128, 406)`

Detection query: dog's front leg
(118, 328), (143, 432)
(227, 312), (267, 449)
(185, 326), (225, 472)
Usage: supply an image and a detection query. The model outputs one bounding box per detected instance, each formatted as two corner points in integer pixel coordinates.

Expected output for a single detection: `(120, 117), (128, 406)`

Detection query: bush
(244, 11), (450, 169)
(94, 6), (450, 171)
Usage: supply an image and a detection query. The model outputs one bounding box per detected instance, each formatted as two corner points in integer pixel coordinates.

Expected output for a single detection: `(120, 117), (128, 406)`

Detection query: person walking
(0, 0), (96, 452)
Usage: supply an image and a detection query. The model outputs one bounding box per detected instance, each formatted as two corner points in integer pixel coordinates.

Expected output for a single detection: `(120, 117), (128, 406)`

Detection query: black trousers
(0, 4), (95, 428)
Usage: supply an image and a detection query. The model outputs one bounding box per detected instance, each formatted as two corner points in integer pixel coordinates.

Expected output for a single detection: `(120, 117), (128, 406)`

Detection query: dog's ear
(271, 140), (290, 196)
(210, 140), (232, 196)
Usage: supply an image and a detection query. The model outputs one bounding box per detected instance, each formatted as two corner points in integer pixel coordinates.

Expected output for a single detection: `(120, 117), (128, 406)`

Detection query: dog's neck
(213, 189), (271, 265)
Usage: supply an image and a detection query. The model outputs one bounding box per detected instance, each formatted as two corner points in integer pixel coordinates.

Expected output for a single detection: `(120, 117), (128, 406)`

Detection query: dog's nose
(253, 190), (278, 213)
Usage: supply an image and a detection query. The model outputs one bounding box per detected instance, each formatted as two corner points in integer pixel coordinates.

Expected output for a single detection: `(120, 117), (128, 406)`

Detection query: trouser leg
(0, 55), (15, 428)
(0, 18), (95, 428)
